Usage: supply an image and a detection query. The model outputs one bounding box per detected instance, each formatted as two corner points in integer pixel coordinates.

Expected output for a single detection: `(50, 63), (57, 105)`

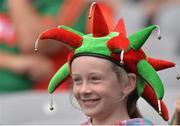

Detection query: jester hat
(35, 2), (176, 121)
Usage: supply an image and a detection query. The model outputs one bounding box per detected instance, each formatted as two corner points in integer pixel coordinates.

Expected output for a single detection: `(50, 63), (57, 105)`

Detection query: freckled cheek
(98, 87), (118, 101)
(95, 88), (111, 99)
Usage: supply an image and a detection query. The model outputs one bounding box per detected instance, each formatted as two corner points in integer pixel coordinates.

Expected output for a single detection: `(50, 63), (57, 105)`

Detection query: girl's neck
(91, 104), (130, 125)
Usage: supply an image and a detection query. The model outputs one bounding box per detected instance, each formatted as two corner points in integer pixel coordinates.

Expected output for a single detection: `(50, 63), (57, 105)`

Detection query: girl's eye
(72, 77), (82, 85)
(90, 76), (102, 83)
(91, 76), (100, 80)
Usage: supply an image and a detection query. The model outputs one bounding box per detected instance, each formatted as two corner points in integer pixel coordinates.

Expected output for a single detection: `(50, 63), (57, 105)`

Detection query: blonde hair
(111, 63), (142, 118)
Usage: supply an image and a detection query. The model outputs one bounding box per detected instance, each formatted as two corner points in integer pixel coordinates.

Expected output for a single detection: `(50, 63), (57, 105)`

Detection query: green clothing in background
(0, 0), (87, 92)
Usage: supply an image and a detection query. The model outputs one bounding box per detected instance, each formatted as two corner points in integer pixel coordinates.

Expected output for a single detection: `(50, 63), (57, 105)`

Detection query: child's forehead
(72, 55), (112, 65)
(71, 56), (114, 71)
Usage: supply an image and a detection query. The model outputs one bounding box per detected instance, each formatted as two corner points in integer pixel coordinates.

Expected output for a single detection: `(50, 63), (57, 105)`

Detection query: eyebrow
(72, 72), (103, 77)
(88, 72), (103, 76)
(71, 74), (80, 77)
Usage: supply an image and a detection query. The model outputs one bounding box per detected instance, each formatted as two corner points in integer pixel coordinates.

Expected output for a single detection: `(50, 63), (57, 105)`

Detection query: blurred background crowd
(0, 0), (179, 124)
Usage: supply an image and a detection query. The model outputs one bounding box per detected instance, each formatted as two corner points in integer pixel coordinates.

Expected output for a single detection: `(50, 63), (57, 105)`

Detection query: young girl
(71, 56), (150, 125)
(35, 2), (176, 125)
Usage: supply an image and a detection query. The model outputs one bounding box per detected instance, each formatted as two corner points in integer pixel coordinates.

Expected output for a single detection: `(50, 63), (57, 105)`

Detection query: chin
(79, 99), (103, 117)
(82, 107), (102, 118)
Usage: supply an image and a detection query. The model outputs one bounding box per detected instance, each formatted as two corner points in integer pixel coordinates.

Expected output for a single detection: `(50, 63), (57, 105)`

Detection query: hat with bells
(35, 2), (177, 121)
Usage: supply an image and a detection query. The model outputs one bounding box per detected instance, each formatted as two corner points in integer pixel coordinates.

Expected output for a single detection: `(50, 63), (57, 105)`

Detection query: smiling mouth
(82, 98), (101, 107)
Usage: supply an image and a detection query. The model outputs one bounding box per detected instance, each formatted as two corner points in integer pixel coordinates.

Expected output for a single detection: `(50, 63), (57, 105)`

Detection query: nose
(79, 81), (92, 95)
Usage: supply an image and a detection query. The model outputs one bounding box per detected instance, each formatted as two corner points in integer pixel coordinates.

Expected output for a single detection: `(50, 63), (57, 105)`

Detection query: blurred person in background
(130, 0), (180, 26)
(0, 0), (116, 92)
(0, 0), (86, 92)
(134, 0), (180, 55)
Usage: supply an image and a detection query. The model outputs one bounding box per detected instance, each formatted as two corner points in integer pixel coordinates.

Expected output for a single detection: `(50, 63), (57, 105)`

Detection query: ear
(122, 73), (137, 96)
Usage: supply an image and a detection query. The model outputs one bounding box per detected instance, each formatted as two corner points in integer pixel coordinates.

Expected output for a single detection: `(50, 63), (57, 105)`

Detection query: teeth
(82, 99), (100, 101)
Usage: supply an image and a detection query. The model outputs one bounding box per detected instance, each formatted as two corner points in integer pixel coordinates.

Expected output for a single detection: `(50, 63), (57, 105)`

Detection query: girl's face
(71, 56), (126, 119)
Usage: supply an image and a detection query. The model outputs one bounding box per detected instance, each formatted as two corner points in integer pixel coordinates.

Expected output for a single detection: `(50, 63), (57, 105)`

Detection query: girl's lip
(81, 97), (101, 102)
(81, 98), (101, 107)
(82, 98), (100, 101)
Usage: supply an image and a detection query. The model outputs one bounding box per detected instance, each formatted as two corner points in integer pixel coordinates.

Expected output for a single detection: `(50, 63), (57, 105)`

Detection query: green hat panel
(136, 75), (146, 97)
(137, 59), (164, 99)
(48, 63), (69, 93)
(59, 25), (84, 36)
(128, 25), (159, 51)
(74, 32), (118, 57)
